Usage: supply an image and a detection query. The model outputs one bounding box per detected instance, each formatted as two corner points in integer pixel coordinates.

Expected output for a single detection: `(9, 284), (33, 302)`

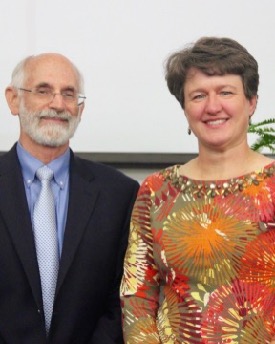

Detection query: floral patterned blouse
(120, 163), (275, 343)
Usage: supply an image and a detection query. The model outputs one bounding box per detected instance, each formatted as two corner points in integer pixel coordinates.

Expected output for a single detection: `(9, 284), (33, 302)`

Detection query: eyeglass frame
(17, 87), (86, 106)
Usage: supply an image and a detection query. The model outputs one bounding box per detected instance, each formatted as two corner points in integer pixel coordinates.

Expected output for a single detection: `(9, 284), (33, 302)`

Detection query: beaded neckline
(162, 162), (275, 198)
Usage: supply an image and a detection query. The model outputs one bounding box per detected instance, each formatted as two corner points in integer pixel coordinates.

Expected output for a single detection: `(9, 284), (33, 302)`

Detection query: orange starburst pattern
(239, 229), (275, 288)
(201, 280), (275, 343)
(242, 181), (275, 222)
(162, 198), (258, 286)
(157, 286), (202, 343)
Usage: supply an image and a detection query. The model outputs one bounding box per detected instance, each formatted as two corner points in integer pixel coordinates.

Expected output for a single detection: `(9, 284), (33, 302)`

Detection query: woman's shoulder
(139, 165), (179, 190)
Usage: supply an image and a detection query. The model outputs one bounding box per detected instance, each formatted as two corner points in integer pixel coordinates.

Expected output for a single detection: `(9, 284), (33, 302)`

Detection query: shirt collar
(16, 141), (70, 189)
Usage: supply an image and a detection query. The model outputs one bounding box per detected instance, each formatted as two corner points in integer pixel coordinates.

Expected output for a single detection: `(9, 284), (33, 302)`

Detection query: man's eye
(62, 92), (75, 99)
(36, 89), (51, 95)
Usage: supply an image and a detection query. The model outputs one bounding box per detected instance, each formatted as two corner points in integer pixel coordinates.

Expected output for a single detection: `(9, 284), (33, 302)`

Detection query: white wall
(1, 0), (274, 153)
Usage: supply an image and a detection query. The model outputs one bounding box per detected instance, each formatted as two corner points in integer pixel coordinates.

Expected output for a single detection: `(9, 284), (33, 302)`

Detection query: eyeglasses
(18, 87), (86, 106)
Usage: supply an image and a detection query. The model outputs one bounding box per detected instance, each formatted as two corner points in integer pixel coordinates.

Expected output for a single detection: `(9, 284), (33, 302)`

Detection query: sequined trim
(162, 163), (275, 198)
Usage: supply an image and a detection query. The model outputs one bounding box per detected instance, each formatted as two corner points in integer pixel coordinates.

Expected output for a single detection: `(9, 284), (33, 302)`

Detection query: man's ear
(5, 86), (20, 116)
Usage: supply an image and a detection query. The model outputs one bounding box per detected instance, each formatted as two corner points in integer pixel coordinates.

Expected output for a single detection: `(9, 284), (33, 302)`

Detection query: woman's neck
(181, 146), (272, 180)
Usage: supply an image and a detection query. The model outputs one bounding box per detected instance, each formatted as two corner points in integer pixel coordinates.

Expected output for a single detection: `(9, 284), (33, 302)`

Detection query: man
(1, 53), (139, 343)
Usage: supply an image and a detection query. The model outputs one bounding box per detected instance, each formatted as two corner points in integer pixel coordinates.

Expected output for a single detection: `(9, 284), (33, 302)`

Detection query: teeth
(207, 119), (226, 126)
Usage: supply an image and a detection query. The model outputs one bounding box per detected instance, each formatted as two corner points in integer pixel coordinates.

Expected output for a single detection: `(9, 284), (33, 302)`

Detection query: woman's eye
(221, 91), (232, 96)
(193, 94), (204, 100)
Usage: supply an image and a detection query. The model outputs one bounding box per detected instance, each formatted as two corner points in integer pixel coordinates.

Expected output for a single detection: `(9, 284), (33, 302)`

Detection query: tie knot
(36, 166), (54, 181)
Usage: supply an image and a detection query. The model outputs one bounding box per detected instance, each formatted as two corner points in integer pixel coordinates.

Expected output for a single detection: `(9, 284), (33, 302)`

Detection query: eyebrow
(188, 84), (237, 93)
(34, 82), (52, 88)
(34, 82), (77, 92)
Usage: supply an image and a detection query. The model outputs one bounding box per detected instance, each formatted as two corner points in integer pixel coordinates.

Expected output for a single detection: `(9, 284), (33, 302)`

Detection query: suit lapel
(55, 154), (100, 295)
(0, 146), (42, 308)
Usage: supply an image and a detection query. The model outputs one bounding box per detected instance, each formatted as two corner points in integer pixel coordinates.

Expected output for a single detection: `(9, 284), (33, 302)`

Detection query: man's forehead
(27, 53), (73, 66)
(24, 54), (78, 88)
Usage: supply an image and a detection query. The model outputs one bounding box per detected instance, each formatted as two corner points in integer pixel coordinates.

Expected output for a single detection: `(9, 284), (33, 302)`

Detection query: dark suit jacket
(0, 144), (139, 344)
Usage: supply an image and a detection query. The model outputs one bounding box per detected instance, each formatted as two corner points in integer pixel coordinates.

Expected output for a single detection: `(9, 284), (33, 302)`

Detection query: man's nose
(49, 93), (66, 111)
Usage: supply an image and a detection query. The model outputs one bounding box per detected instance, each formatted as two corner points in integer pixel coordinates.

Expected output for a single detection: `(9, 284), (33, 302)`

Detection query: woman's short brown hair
(165, 37), (259, 109)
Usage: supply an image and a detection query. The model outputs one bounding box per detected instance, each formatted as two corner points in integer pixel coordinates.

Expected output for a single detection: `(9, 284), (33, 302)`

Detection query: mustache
(35, 109), (73, 121)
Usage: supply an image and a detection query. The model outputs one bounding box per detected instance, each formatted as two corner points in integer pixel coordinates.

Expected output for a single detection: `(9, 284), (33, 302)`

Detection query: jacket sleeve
(90, 181), (140, 344)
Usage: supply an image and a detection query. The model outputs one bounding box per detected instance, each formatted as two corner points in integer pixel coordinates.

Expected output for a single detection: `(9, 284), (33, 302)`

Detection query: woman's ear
(249, 95), (258, 117)
(5, 86), (20, 116)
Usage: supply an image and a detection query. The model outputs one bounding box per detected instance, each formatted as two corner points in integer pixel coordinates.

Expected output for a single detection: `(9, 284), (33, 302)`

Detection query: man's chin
(30, 132), (70, 148)
(21, 117), (79, 148)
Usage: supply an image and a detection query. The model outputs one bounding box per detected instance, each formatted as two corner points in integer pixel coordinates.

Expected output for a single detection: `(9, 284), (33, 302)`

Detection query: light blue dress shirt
(16, 142), (70, 258)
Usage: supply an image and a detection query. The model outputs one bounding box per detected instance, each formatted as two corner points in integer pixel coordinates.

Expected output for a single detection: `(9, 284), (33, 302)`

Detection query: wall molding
(74, 152), (197, 168)
(1, 151), (273, 169)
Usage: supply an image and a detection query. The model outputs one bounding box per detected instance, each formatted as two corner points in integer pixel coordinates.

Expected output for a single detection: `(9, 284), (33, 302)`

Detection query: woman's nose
(205, 94), (222, 114)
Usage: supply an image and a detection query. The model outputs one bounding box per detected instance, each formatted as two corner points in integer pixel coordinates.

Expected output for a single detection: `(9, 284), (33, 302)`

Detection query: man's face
(17, 54), (84, 148)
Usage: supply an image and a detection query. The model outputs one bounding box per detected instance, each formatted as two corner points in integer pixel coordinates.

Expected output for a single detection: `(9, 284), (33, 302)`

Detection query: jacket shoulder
(72, 154), (139, 189)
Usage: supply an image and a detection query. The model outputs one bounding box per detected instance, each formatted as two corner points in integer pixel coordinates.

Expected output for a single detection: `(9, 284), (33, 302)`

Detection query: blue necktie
(33, 166), (59, 334)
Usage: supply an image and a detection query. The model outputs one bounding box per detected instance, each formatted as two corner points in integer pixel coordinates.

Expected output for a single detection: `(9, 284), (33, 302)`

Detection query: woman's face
(183, 68), (257, 151)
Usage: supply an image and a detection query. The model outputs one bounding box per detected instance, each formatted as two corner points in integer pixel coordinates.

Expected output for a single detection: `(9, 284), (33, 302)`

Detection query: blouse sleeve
(120, 176), (160, 343)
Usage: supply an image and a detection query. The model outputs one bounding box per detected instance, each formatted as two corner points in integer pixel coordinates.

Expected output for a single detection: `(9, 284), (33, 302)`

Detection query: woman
(120, 37), (275, 343)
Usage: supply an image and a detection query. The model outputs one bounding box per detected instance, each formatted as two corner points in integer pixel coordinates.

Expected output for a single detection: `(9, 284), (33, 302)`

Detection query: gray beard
(18, 104), (81, 147)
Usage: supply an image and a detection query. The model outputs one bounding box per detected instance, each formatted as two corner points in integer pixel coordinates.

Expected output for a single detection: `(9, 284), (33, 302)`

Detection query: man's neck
(19, 137), (69, 164)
